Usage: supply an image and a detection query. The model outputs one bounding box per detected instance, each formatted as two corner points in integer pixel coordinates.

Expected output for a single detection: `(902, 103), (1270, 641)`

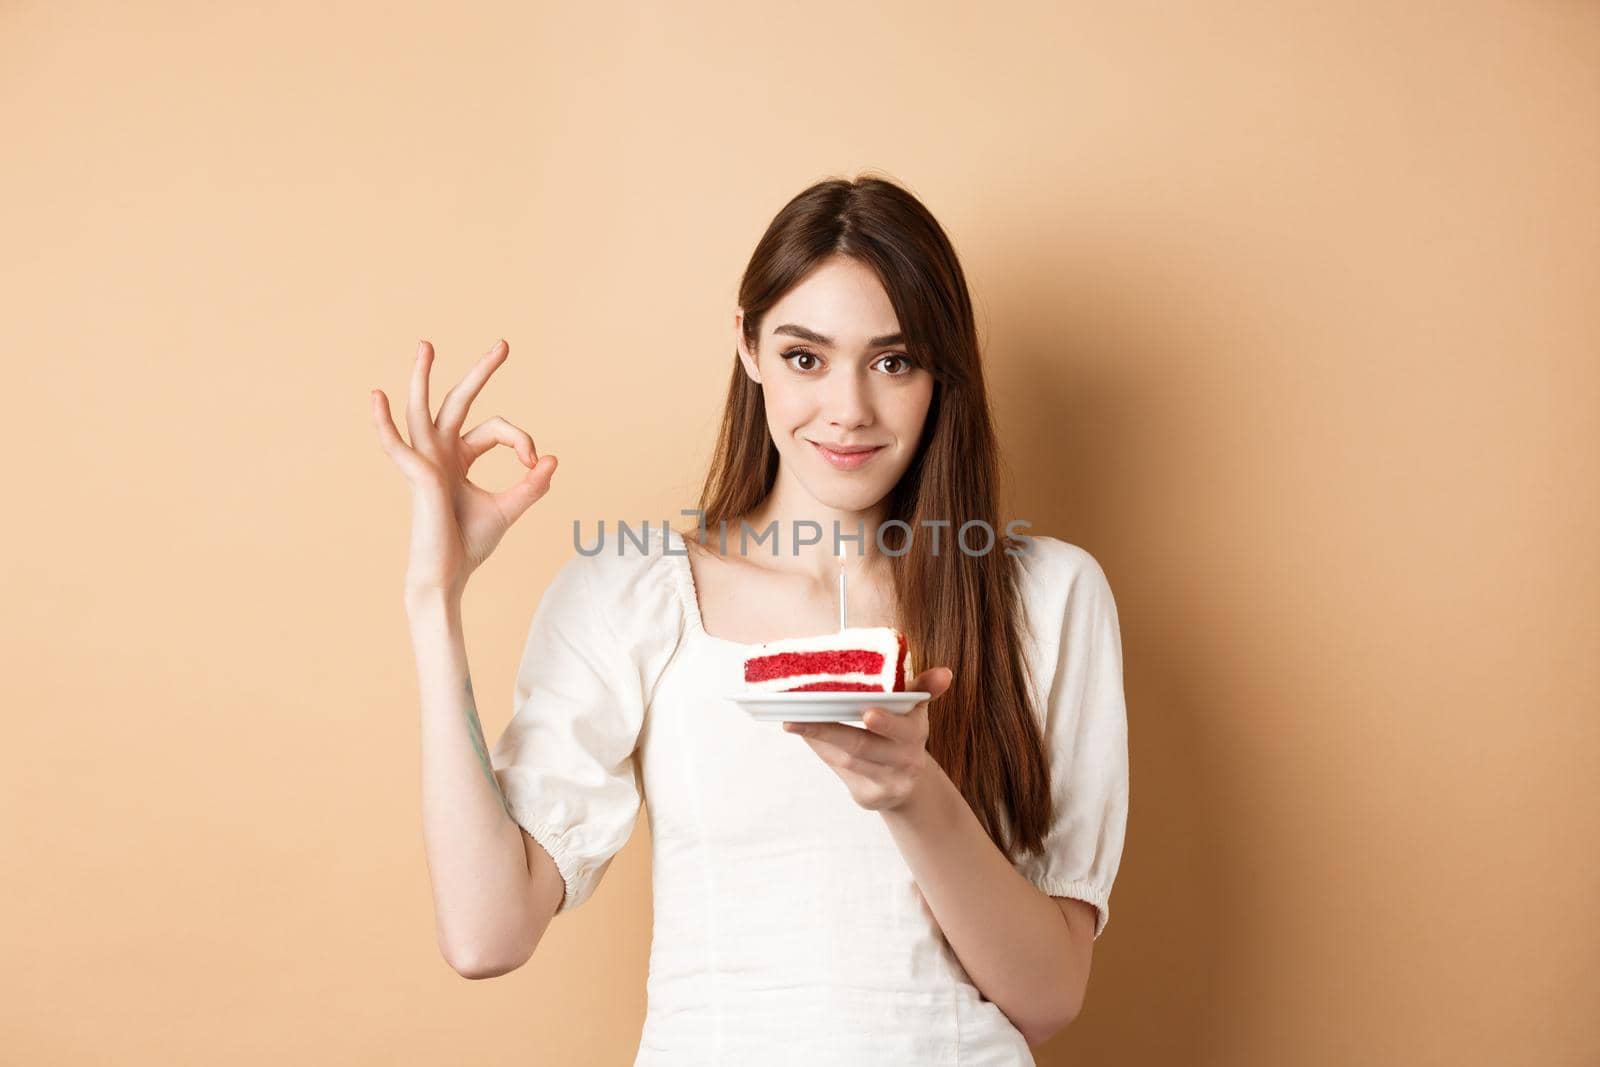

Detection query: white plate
(730, 691), (931, 723)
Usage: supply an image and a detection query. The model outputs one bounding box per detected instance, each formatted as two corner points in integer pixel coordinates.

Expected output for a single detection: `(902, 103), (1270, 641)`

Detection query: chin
(806, 480), (895, 512)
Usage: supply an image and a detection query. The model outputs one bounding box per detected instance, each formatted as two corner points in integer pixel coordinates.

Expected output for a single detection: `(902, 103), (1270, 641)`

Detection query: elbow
(1018, 990), (1085, 1047)
(1021, 1013), (1078, 1048)
(436, 888), (550, 980)
(444, 943), (521, 980)
(440, 932), (533, 980)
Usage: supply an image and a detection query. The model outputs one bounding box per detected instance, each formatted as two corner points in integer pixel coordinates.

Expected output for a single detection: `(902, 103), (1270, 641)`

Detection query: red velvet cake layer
(744, 649), (886, 684)
(782, 680), (882, 692)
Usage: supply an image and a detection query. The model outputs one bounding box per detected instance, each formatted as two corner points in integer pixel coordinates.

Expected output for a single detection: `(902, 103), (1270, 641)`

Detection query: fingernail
(416, 341), (427, 358)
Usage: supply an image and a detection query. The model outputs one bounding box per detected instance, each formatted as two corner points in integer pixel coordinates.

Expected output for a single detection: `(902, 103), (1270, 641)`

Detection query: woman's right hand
(370, 339), (558, 601)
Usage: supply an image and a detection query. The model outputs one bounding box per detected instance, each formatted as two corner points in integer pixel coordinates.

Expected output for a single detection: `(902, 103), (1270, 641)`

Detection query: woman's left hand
(782, 666), (954, 812)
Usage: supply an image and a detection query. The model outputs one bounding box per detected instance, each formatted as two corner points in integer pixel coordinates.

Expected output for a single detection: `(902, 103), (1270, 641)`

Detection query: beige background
(3, 1), (1596, 1063)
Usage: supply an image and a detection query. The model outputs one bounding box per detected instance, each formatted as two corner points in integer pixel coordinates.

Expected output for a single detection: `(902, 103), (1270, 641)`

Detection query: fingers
(489, 453), (559, 526)
(460, 414), (557, 525)
(407, 340), (436, 453)
(909, 666), (955, 698)
(862, 702), (924, 743)
(435, 339), (508, 436)
(460, 415), (537, 470)
(370, 389), (430, 480)
(785, 673), (951, 814)
(782, 719), (903, 766)
(781, 666), (950, 760)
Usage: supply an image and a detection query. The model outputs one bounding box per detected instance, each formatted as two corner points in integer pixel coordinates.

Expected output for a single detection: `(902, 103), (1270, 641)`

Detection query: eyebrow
(771, 323), (905, 348)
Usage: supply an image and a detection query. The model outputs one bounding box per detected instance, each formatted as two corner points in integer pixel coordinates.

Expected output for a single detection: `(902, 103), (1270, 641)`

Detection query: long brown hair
(678, 173), (1052, 864)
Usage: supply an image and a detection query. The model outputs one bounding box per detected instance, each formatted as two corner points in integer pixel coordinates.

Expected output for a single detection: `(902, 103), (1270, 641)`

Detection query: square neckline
(667, 524), (885, 651)
(665, 525), (766, 650)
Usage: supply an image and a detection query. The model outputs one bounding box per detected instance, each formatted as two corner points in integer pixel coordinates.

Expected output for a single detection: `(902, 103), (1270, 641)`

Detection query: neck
(734, 476), (892, 586)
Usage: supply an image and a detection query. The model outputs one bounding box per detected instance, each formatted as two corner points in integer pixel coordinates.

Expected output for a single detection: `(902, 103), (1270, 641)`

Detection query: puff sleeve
(488, 546), (678, 914)
(1014, 541), (1130, 941)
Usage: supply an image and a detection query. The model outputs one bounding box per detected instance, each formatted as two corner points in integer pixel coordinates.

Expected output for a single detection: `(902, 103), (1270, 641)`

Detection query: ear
(734, 308), (762, 385)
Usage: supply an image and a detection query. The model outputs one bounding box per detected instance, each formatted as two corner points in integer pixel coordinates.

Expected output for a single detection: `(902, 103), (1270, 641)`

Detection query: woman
(371, 175), (1129, 1064)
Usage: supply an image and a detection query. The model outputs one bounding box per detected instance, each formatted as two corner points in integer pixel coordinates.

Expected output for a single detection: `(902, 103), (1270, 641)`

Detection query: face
(735, 254), (935, 515)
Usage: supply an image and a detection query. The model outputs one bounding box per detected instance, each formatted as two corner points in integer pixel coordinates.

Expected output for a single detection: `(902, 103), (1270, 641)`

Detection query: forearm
(880, 758), (1082, 1043)
(407, 589), (540, 975)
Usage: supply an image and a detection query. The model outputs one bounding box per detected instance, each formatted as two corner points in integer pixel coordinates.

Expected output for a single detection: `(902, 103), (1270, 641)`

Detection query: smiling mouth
(809, 440), (885, 469)
(810, 441), (882, 454)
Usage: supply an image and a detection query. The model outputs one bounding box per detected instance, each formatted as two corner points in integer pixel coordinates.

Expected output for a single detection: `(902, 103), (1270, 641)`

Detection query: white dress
(490, 524), (1129, 1065)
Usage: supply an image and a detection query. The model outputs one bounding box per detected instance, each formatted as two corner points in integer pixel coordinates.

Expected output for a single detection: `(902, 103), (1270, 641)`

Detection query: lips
(810, 440), (885, 470)
(812, 441), (882, 454)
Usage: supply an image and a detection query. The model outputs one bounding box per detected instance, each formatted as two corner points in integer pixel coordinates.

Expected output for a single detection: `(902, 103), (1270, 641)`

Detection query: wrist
(404, 582), (463, 616)
(883, 751), (956, 824)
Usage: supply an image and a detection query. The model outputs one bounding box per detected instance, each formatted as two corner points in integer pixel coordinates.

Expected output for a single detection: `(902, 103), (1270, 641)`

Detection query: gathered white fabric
(490, 524), (1129, 1065)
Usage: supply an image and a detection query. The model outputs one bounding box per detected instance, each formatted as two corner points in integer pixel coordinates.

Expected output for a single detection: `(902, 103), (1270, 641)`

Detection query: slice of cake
(743, 626), (913, 694)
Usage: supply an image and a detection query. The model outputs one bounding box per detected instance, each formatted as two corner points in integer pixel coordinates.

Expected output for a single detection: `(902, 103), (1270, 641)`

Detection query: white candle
(838, 558), (847, 631)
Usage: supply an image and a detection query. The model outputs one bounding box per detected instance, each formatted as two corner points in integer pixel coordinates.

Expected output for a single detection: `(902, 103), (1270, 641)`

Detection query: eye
(780, 348), (822, 371)
(877, 354), (915, 376)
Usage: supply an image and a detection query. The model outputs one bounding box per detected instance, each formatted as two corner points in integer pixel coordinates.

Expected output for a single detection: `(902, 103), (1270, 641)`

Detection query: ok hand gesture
(370, 340), (558, 600)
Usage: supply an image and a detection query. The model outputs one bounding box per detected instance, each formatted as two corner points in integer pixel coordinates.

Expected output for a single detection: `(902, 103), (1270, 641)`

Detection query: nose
(825, 364), (873, 431)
